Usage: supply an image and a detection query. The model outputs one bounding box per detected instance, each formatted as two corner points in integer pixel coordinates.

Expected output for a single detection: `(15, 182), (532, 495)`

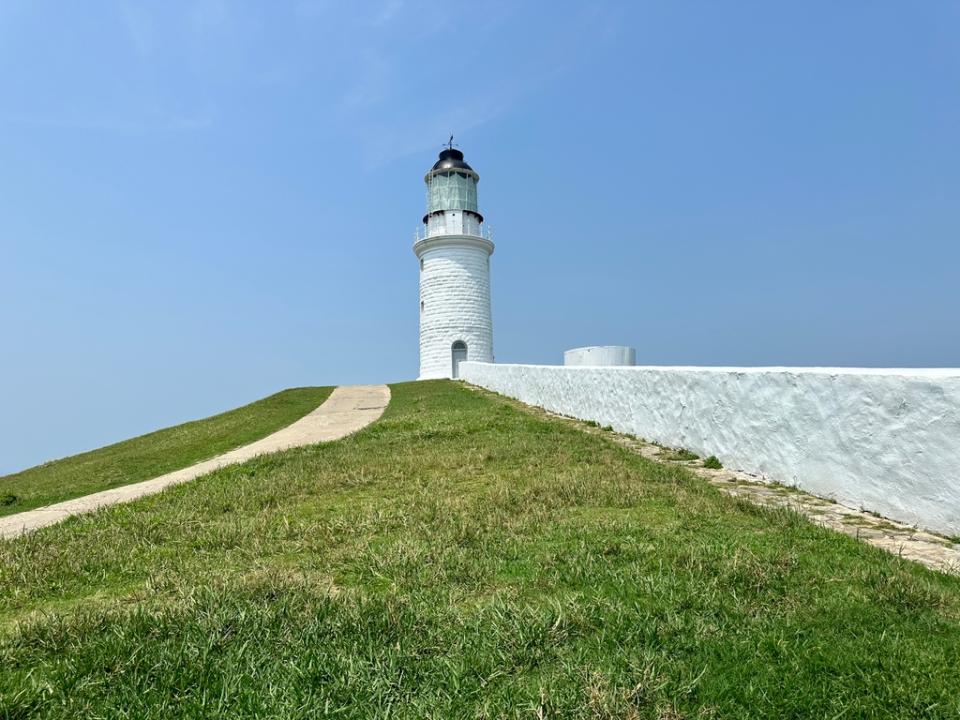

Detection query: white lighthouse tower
(414, 143), (494, 379)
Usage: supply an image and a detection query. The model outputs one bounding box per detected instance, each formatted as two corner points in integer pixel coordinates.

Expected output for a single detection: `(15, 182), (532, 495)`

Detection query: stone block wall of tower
(418, 244), (493, 379)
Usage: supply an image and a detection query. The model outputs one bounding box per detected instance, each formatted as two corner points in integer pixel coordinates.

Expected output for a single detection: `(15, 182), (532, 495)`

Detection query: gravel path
(0, 385), (391, 539)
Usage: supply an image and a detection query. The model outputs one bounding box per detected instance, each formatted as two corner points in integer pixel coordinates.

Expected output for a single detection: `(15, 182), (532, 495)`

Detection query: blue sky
(1, 1), (958, 474)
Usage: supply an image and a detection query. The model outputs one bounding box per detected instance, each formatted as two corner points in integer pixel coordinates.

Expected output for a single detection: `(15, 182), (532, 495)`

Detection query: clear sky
(1, 1), (958, 474)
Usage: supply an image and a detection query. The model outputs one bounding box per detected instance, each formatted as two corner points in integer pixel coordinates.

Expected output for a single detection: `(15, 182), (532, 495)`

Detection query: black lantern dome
(431, 148), (474, 173)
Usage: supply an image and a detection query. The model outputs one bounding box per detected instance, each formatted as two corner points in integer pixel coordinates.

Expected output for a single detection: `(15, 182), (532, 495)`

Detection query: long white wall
(460, 362), (960, 536)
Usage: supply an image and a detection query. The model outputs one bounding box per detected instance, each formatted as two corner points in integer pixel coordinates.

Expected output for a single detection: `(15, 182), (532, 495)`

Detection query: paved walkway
(0, 385), (391, 540)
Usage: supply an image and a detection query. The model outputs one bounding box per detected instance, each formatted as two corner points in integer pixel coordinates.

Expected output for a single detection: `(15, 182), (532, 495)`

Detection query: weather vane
(445, 134), (458, 150)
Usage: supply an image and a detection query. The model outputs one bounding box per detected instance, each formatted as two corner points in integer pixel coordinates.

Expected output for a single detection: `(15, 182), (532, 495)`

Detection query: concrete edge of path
(0, 384), (391, 540)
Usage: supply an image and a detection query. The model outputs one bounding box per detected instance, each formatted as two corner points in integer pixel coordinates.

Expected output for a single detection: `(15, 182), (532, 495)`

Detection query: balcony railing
(415, 225), (493, 242)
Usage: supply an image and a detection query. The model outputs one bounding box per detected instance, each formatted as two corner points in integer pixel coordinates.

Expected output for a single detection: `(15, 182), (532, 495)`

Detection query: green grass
(1, 380), (958, 718)
(0, 387), (332, 516)
(702, 455), (723, 470)
(657, 446), (699, 462)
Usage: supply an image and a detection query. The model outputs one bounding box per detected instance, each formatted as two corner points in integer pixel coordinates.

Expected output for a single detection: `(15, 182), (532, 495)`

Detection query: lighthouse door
(451, 341), (468, 379)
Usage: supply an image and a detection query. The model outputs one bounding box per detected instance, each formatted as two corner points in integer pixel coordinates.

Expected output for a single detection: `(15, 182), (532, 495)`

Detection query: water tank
(563, 346), (636, 367)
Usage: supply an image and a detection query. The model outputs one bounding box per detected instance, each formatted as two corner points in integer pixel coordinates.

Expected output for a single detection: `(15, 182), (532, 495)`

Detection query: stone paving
(0, 385), (391, 540)
(468, 384), (960, 576)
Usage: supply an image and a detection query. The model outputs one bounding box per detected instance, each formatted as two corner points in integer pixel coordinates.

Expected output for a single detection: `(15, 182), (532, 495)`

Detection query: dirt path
(0, 385), (391, 539)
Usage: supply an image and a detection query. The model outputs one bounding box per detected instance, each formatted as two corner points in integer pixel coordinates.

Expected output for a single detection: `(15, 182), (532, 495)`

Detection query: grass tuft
(703, 455), (723, 470)
(658, 447), (699, 462)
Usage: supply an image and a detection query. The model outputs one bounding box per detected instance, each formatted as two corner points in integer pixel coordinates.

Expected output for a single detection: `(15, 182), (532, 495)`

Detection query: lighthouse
(414, 143), (494, 379)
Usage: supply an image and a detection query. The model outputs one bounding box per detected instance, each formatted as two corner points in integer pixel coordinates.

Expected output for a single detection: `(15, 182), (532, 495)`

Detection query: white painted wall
(460, 362), (960, 536)
(415, 235), (493, 379)
(564, 346), (636, 366)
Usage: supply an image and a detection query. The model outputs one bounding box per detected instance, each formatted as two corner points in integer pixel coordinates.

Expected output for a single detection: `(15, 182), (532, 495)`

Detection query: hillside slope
(0, 387), (333, 516)
(1, 380), (958, 718)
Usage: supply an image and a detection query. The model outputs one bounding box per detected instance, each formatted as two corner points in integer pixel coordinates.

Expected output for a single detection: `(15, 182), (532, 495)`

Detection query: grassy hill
(1, 380), (958, 718)
(0, 387), (332, 516)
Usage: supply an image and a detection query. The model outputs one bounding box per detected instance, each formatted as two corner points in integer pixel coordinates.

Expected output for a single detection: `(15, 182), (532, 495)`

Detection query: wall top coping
(566, 346), (636, 352)
(460, 362), (960, 379)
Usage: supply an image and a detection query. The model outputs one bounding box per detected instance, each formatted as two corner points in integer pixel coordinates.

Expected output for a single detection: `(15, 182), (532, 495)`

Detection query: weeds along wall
(460, 362), (960, 536)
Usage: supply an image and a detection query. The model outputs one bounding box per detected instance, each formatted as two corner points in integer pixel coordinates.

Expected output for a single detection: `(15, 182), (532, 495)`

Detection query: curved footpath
(0, 385), (391, 540)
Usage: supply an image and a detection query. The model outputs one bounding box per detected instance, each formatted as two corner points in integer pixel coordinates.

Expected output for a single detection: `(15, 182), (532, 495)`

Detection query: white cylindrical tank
(414, 147), (494, 380)
(564, 346), (636, 367)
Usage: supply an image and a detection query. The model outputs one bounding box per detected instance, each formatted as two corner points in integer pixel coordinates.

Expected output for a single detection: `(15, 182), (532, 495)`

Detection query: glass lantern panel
(426, 172), (478, 213)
